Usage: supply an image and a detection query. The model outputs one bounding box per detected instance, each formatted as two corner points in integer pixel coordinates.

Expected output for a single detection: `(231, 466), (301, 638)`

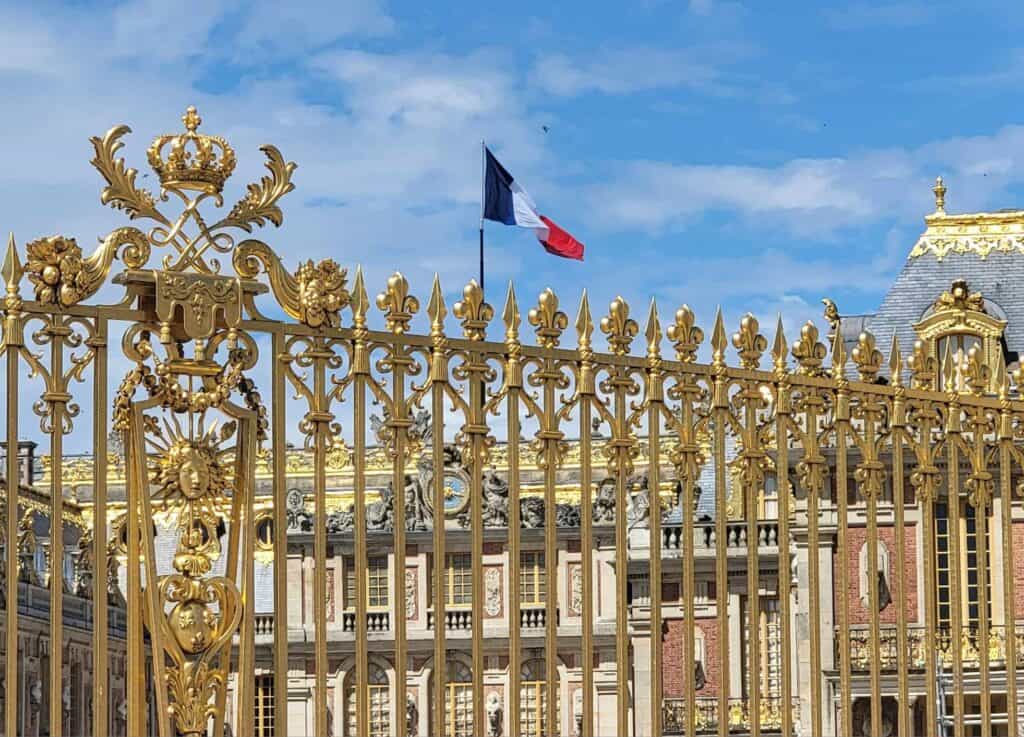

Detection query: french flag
(483, 147), (584, 261)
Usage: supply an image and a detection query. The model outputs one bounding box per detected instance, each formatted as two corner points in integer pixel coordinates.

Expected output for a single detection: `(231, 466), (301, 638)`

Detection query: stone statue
(106, 536), (126, 606)
(406, 693), (418, 737)
(555, 503), (581, 528)
(485, 692), (503, 737)
(481, 471), (509, 527)
(73, 529), (94, 598)
(17, 512), (39, 584)
(28, 677), (43, 720)
(520, 497), (545, 529)
(592, 479), (616, 524)
(285, 488), (313, 532)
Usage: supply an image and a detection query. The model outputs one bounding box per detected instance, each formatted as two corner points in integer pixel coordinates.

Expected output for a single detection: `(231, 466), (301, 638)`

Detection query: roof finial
(933, 175), (946, 214)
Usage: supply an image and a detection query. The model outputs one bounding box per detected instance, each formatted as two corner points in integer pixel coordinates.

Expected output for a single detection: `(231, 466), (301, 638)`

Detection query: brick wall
(834, 525), (918, 625)
(663, 617), (720, 697)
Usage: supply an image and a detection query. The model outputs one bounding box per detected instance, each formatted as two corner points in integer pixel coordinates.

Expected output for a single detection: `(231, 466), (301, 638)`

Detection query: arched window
(521, 660), (560, 737)
(345, 663), (389, 737)
(440, 660), (473, 737)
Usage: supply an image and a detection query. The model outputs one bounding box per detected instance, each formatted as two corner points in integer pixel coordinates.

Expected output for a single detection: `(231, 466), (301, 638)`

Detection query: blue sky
(5, 0), (1024, 338)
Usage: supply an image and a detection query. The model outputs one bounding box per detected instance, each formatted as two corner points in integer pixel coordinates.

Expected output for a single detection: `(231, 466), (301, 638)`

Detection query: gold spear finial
(889, 335), (903, 388)
(771, 315), (788, 376)
(933, 175), (946, 214)
(502, 281), (521, 342)
(2, 232), (22, 298)
(427, 273), (447, 341)
(644, 298), (662, 362)
(575, 289), (594, 352)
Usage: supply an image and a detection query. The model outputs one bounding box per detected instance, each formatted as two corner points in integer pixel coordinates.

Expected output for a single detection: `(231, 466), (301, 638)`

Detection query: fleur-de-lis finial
(889, 335), (903, 388)
(666, 305), (703, 363)
(2, 232), (23, 312)
(771, 315), (788, 377)
(851, 331), (883, 381)
(600, 296), (638, 355)
(907, 339), (936, 390)
(375, 272), (419, 334)
(351, 266), (369, 331)
(427, 273), (447, 344)
(183, 105), (202, 132)
(731, 313), (767, 369)
(711, 307), (727, 368)
(452, 279), (494, 341)
(933, 175), (946, 214)
(644, 299), (662, 363)
(791, 321), (827, 376)
(963, 344), (990, 396)
(529, 288), (568, 348)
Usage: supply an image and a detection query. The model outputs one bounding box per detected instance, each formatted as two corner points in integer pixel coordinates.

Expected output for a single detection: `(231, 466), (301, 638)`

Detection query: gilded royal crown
(146, 106), (237, 194)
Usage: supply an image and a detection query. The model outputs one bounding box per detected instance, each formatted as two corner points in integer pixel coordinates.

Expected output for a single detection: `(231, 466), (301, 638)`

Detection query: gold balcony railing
(844, 624), (1024, 671)
(663, 697), (798, 734)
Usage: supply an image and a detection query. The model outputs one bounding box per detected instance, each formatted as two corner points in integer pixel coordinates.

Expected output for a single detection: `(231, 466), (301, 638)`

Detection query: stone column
(631, 624), (653, 737)
(794, 513), (837, 736)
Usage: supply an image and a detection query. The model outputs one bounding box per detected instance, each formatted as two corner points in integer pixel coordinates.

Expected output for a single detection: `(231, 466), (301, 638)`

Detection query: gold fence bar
(800, 379), (824, 737)
(507, 367), (523, 737)
(125, 403), (144, 737)
(353, 291), (371, 737)
(235, 413), (258, 737)
(271, 329), (289, 737)
(312, 339), (330, 737)
(999, 390), (1017, 737)
(542, 351), (559, 737)
(575, 289), (594, 737)
(48, 317), (65, 737)
(429, 282), (448, 737)
(128, 401), (171, 737)
(890, 350), (910, 737)
(834, 365), (852, 737)
(681, 374), (699, 737)
(390, 339), (408, 737)
(613, 360), (630, 737)
(91, 315), (109, 737)
(711, 315), (730, 737)
(469, 343), (485, 734)
(646, 304), (663, 737)
(946, 396), (964, 737)
(3, 297), (21, 737)
(916, 400), (940, 737)
(742, 367), (762, 737)
(866, 430), (882, 737)
(970, 403), (992, 736)
(773, 330), (792, 737)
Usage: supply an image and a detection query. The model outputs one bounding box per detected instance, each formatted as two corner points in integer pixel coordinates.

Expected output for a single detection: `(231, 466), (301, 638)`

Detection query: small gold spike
(888, 335), (903, 388)
(644, 299), (662, 361)
(941, 337), (956, 392)
(452, 279), (493, 341)
(427, 273), (447, 341)
(502, 281), (521, 340)
(831, 330), (847, 380)
(351, 266), (368, 329)
(2, 233), (22, 293)
(575, 289), (594, 352)
(711, 307), (727, 367)
(771, 315), (787, 376)
(529, 288), (568, 349)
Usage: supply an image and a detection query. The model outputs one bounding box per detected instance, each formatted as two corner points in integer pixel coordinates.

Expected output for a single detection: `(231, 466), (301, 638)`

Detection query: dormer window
(913, 280), (1007, 393)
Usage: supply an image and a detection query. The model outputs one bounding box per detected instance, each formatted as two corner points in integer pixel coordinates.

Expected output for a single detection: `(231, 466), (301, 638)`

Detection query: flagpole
(479, 139), (485, 292)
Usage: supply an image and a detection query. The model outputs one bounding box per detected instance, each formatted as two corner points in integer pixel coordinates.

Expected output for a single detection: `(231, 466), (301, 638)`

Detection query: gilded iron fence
(1, 107), (1023, 737)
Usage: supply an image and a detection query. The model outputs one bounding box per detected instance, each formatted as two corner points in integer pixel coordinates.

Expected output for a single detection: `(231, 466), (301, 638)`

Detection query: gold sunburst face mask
(148, 414), (235, 577)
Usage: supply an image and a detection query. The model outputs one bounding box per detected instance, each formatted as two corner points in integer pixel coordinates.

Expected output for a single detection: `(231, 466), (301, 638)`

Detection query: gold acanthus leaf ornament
(90, 125), (163, 222)
(218, 144), (296, 232)
(233, 240), (349, 328)
(24, 228), (150, 307)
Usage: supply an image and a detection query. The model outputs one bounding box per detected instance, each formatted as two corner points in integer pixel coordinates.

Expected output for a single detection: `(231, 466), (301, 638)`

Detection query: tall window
(254, 674), (274, 737)
(742, 597), (782, 700)
(443, 660), (473, 737)
(965, 503), (992, 628)
(520, 551), (546, 604)
(935, 500), (992, 632)
(936, 333), (981, 390)
(438, 553), (472, 607)
(345, 556), (389, 610)
(346, 663), (389, 737)
(521, 660), (560, 737)
(936, 502), (952, 630)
